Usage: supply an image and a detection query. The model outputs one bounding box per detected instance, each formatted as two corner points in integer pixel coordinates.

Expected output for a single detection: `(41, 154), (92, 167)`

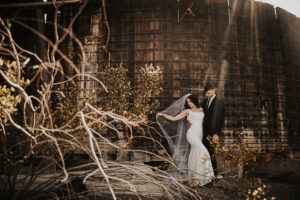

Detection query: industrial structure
(1, 0), (300, 158)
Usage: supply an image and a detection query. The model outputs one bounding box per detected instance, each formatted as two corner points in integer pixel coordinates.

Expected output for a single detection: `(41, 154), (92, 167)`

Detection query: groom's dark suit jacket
(201, 96), (225, 141)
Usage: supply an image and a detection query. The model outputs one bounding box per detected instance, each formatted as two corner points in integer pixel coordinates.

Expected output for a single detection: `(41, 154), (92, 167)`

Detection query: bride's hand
(156, 113), (164, 118)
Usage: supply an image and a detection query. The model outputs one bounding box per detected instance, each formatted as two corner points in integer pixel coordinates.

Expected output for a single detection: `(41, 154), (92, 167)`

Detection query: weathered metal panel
(59, 0), (300, 155)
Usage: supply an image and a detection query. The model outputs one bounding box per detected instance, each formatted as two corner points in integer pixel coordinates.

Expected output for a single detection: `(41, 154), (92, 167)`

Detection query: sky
(255, 0), (300, 17)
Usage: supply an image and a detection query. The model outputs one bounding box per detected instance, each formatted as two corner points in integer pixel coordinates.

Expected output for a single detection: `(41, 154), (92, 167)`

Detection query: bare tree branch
(0, 0), (82, 8)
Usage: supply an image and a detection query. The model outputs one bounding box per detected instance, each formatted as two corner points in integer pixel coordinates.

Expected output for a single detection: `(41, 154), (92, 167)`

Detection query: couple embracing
(156, 84), (225, 186)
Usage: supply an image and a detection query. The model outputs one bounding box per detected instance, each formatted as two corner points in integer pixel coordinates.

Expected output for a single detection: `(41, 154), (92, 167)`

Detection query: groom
(201, 83), (225, 175)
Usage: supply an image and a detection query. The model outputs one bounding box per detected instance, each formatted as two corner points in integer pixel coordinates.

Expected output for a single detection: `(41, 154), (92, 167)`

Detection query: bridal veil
(156, 94), (191, 172)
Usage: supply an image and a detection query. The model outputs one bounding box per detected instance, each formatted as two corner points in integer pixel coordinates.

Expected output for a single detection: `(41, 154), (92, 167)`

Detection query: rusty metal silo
(60, 0), (300, 156)
(276, 7), (300, 154)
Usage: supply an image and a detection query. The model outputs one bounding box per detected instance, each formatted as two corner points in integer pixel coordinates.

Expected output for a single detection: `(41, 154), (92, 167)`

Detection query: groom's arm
(211, 99), (225, 135)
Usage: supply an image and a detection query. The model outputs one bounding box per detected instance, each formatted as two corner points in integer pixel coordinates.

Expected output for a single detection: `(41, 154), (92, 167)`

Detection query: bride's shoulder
(199, 107), (203, 112)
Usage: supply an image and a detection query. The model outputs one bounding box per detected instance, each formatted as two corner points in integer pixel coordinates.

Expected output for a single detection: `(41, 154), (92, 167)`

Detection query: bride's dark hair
(184, 94), (199, 109)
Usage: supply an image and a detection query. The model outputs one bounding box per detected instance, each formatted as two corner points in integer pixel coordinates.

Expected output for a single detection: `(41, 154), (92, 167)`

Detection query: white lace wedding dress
(187, 110), (215, 186)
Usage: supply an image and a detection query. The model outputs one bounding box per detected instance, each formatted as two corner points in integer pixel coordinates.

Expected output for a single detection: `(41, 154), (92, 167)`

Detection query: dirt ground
(197, 158), (300, 200)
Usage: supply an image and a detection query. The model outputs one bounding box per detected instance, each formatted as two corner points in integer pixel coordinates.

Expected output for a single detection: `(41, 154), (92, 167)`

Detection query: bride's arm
(156, 109), (188, 122)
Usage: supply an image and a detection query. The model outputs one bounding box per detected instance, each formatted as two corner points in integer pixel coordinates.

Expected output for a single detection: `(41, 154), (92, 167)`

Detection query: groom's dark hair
(185, 94), (200, 109)
(204, 82), (215, 93)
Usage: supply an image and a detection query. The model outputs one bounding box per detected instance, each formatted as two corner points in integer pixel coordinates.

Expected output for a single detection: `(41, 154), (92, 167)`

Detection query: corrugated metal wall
(60, 0), (300, 154)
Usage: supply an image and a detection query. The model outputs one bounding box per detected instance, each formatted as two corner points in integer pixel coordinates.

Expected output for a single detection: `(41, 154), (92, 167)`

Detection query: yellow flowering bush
(133, 63), (163, 117)
(52, 81), (83, 128)
(102, 63), (132, 115)
(101, 63), (163, 120)
(0, 57), (29, 123)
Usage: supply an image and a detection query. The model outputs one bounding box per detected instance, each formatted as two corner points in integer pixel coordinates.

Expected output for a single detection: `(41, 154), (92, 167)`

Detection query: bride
(156, 94), (214, 186)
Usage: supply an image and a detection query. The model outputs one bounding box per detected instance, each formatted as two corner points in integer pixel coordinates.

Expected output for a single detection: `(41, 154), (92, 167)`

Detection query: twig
(53, 74), (107, 92)
(2, 109), (37, 144)
(41, 129), (69, 183)
(0, 70), (36, 113)
(101, 0), (111, 54)
(178, 2), (195, 23)
(0, 0), (82, 8)
(11, 19), (80, 74)
(80, 111), (117, 200)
